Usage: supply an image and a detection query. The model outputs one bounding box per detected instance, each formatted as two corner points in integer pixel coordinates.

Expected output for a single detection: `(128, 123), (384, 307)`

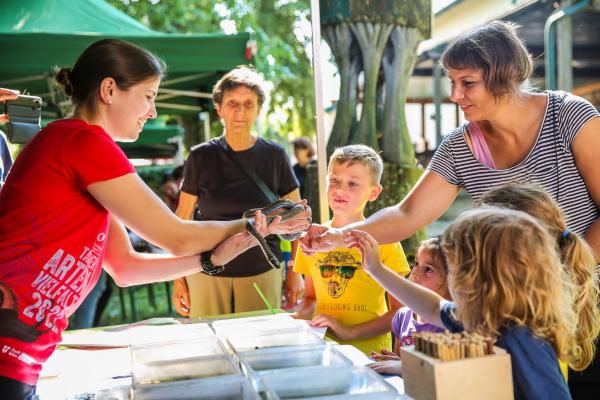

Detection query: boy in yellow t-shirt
(293, 144), (410, 354)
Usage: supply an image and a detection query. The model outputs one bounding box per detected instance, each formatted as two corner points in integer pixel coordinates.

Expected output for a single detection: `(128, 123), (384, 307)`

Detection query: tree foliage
(107, 0), (315, 145)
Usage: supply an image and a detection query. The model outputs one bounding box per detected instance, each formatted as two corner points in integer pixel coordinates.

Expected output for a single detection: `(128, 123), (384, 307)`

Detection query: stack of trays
(238, 343), (351, 372)
(238, 343), (352, 392)
(132, 335), (226, 365)
(126, 315), (400, 399)
(130, 330), (257, 399)
(221, 316), (399, 399)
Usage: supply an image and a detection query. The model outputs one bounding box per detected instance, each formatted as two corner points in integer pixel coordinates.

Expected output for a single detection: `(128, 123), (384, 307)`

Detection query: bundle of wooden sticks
(413, 331), (495, 361)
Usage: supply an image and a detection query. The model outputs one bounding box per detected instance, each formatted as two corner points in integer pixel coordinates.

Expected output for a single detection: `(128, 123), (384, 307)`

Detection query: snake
(243, 199), (308, 269)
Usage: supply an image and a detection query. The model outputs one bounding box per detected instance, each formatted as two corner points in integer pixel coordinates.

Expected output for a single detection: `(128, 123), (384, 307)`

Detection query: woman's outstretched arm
(88, 173), (311, 256)
(301, 171), (459, 254)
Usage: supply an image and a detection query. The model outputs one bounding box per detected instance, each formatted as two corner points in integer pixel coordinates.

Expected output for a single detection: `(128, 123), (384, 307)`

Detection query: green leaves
(108, 0), (316, 144)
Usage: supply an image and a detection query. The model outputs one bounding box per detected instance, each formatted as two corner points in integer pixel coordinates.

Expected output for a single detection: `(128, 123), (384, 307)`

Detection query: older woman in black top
(173, 66), (305, 317)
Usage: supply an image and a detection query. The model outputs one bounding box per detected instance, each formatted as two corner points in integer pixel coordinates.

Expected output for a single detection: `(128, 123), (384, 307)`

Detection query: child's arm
(371, 348), (401, 361)
(347, 230), (446, 328)
(292, 275), (316, 320)
(310, 293), (401, 341)
(368, 359), (403, 376)
(393, 336), (400, 355)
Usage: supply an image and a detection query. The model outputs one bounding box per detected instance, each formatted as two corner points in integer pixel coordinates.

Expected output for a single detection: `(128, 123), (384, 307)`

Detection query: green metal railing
(544, 0), (590, 90)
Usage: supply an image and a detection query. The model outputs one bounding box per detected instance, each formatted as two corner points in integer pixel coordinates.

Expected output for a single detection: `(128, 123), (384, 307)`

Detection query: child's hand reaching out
(368, 348), (403, 375)
(310, 314), (353, 341)
(345, 230), (384, 275)
(368, 359), (403, 376)
(370, 348), (401, 361)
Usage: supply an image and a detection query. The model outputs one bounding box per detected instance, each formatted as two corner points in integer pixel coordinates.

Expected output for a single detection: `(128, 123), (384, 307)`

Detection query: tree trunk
(177, 114), (202, 151)
(375, 67), (385, 148)
(349, 22), (392, 150)
(322, 23), (361, 156)
(381, 26), (422, 165)
(317, 0), (432, 256)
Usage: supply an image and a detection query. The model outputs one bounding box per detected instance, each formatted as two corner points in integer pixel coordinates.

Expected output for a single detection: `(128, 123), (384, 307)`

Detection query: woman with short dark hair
(302, 20), (600, 392)
(305, 20), (600, 261)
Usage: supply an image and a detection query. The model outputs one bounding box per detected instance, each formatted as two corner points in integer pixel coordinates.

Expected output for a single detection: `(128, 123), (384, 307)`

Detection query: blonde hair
(478, 183), (600, 370)
(416, 237), (451, 300)
(329, 144), (383, 184)
(441, 207), (579, 365)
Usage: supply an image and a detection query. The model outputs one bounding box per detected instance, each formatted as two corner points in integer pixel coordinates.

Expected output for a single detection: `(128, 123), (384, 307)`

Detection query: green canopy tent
(1, 0), (250, 158)
(118, 124), (184, 159)
(1, 0), (250, 116)
(38, 117), (184, 160)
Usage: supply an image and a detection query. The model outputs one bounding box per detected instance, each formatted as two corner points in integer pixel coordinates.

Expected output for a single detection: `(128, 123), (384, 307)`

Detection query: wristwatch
(199, 250), (225, 276)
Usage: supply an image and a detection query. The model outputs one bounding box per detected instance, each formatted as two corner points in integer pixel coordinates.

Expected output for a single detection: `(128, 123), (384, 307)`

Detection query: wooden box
(401, 345), (513, 400)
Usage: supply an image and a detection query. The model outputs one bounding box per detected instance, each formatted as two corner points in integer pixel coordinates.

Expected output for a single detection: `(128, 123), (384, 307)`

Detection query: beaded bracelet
(199, 250), (225, 275)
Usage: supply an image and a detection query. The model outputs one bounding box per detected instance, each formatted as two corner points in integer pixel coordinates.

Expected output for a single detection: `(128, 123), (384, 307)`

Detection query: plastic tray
(212, 314), (303, 336)
(260, 365), (398, 399)
(239, 343), (351, 372)
(132, 353), (239, 388)
(131, 335), (225, 366)
(224, 328), (323, 353)
(132, 373), (258, 400)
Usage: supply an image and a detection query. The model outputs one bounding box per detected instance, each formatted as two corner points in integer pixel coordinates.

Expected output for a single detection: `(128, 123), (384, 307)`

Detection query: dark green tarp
(118, 125), (184, 159)
(1, 0), (251, 116)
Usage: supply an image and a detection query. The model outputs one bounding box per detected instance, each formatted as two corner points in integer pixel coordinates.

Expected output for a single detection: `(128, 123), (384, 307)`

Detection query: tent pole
(161, 72), (214, 87)
(309, 0), (330, 223)
(158, 88), (213, 99)
(0, 74), (47, 86)
(154, 102), (203, 112)
(202, 112), (211, 143)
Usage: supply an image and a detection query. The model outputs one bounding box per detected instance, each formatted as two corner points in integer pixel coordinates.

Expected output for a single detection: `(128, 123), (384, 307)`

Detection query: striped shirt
(428, 91), (599, 235)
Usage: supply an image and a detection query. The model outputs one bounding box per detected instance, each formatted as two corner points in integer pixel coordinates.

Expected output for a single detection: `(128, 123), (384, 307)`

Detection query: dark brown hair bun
(55, 68), (74, 96)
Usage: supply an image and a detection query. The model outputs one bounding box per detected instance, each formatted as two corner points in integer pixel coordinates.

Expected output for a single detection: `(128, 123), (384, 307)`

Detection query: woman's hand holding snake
(244, 200), (312, 269)
(263, 199), (312, 237)
(211, 210), (269, 267)
(202, 201), (313, 273)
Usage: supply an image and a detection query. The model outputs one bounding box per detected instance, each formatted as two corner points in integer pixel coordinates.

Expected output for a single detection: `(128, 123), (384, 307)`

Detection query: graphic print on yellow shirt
(294, 243), (410, 354)
(319, 251), (360, 298)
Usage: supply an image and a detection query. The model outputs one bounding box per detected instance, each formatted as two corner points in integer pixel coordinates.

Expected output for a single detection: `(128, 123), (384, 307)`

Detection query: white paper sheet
(302, 319), (328, 339)
(60, 319), (211, 348)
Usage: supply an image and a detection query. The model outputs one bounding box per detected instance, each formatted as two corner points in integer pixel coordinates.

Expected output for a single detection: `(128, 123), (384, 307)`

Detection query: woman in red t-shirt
(0, 39), (310, 399)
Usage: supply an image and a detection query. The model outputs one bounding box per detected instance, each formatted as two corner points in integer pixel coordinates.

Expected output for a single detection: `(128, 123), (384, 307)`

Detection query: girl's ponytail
(560, 232), (600, 370)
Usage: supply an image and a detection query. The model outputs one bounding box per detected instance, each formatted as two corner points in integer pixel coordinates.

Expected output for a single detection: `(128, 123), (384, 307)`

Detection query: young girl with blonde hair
(348, 207), (578, 399)
(478, 183), (600, 374)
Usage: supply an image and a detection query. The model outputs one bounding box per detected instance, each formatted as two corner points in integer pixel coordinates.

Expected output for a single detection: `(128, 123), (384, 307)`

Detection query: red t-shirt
(0, 119), (135, 384)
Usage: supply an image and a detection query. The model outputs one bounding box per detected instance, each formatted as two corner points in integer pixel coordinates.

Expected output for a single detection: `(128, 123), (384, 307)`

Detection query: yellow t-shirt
(294, 241), (410, 354)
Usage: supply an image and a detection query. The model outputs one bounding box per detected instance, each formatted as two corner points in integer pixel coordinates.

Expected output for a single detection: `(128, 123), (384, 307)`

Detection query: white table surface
(36, 318), (410, 399)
